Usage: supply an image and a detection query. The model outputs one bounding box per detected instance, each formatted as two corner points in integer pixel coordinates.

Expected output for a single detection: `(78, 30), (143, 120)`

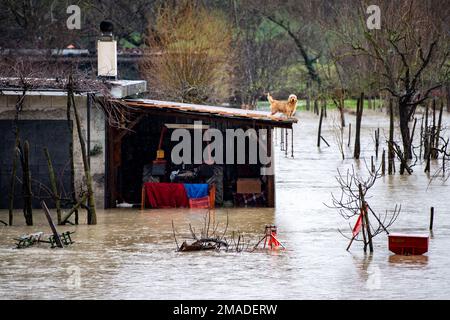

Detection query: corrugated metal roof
(124, 99), (297, 127)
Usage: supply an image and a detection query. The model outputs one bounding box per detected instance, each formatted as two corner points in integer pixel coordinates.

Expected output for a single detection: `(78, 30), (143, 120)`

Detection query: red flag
(268, 232), (281, 248)
(352, 213), (363, 237)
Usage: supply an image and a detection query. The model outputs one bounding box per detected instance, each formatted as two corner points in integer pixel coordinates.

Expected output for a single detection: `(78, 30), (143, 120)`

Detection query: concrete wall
(0, 93), (106, 209)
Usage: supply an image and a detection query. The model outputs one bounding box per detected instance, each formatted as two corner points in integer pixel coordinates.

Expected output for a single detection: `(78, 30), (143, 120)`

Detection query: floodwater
(1, 109), (450, 300)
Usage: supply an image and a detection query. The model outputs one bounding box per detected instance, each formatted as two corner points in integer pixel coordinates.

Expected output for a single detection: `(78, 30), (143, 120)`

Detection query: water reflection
(388, 254), (429, 266)
(352, 253), (373, 276)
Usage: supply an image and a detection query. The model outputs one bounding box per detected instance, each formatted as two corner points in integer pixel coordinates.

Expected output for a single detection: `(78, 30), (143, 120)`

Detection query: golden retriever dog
(267, 93), (298, 118)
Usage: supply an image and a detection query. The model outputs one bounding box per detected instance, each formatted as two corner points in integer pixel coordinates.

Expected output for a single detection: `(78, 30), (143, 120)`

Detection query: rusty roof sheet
(124, 99), (297, 126)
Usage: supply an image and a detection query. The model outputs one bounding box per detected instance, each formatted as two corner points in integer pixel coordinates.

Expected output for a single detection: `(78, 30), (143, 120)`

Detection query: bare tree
(141, 1), (232, 104)
(331, 114), (345, 160)
(328, 165), (401, 252)
(331, 0), (450, 162)
(247, 0), (329, 91)
(230, 2), (296, 108)
(0, 0), (158, 49)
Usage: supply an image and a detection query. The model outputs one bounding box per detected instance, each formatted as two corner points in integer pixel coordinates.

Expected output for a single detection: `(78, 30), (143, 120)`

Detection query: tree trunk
(398, 100), (412, 160)
(339, 95), (346, 128)
(66, 91), (79, 224)
(359, 184), (373, 253)
(353, 93), (364, 159)
(446, 85), (450, 113)
(70, 89), (97, 225)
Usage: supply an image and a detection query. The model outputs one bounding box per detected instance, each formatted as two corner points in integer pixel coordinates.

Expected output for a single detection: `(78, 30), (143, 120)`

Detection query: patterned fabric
(233, 192), (267, 207)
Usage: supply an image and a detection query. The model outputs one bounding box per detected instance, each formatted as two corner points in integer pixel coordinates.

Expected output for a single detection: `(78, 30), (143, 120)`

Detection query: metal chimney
(97, 21), (117, 79)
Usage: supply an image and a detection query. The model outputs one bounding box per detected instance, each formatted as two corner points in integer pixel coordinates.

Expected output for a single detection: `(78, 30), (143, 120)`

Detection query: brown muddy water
(1, 110), (450, 299)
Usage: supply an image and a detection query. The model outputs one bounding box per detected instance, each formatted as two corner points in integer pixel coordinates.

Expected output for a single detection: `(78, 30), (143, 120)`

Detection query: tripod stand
(252, 225), (286, 251)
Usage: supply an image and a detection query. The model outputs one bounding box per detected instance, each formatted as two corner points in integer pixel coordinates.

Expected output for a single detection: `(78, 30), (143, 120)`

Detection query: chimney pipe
(97, 20), (117, 80)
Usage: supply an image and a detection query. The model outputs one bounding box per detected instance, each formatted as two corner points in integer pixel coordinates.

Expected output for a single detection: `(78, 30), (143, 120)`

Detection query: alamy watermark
(66, 5), (81, 30)
(366, 5), (381, 30)
(66, 265), (81, 289)
(170, 121), (274, 175)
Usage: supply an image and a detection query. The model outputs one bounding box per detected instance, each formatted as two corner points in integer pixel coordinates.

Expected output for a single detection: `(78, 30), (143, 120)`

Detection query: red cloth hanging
(268, 232), (281, 248)
(352, 212), (363, 237)
(144, 182), (189, 208)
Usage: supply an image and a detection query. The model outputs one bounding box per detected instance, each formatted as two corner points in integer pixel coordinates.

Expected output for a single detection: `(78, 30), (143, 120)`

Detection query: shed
(106, 99), (297, 208)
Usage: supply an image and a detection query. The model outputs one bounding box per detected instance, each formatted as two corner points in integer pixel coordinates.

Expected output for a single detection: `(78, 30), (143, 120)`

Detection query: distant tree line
(1, 0), (449, 157)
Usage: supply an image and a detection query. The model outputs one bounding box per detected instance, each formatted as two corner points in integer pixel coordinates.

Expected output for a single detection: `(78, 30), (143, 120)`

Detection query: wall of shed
(0, 94), (106, 209)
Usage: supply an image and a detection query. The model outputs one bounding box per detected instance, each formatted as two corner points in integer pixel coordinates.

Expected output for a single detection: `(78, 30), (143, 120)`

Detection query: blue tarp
(183, 184), (209, 199)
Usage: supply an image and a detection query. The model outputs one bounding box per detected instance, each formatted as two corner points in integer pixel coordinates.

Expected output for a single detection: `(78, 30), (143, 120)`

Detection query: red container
(388, 233), (429, 255)
(189, 196), (210, 209)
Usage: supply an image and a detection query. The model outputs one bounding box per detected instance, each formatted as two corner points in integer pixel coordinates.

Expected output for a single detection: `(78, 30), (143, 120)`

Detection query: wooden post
(267, 129), (275, 207)
(314, 99), (319, 115)
(41, 201), (63, 248)
(348, 123), (351, 147)
(61, 194), (88, 224)
(431, 99), (437, 158)
(66, 89), (79, 224)
(317, 106), (324, 147)
(381, 149), (386, 175)
(375, 128), (380, 159)
(425, 138), (432, 173)
(388, 99), (395, 175)
(429, 207), (434, 231)
(44, 147), (62, 225)
(70, 88), (97, 225)
(22, 140), (33, 226)
(274, 127), (277, 146)
(354, 93), (364, 159)
(141, 185), (146, 210)
(434, 100), (444, 159)
(285, 127), (288, 157)
(419, 116), (424, 160)
(8, 133), (19, 226)
(291, 128), (294, 158)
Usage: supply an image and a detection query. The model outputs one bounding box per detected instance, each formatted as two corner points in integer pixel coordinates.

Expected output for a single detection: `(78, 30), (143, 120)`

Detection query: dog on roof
(267, 93), (298, 118)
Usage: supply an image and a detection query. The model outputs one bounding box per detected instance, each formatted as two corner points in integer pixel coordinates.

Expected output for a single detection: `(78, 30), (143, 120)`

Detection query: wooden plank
(266, 129), (275, 207)
(41, 201), (63, 248)
(118, 104), (295, 129)
(122, 101), (297, 127)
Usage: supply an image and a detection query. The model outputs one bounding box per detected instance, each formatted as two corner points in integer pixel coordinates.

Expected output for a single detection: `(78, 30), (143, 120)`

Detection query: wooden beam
(120, 103), (295, 129)
(266, 128), (275, 207)
(41, 201), (63, 248)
